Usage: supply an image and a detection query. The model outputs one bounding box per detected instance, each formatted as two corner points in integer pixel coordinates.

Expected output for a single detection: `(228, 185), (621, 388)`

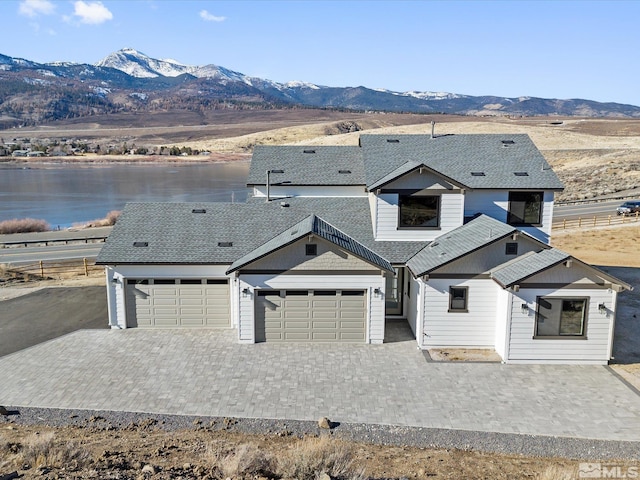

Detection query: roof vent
(338, 169), (351, 174)
(303, 149), (316, 154)
(192, 208), (206, 214)
(133, 241), (148, 247)
(514, 172), (529, 176)
(280, 201), (289, 208)
(429, 242), (439, 248)
(471, 172), (485, 176)
(218, 242), (233, 247)
(501, 140), (515, 147)
(386, 139), (400, 143)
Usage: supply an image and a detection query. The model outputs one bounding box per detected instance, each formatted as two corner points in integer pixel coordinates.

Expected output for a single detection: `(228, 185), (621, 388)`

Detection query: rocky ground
(0, 412), (629, 480)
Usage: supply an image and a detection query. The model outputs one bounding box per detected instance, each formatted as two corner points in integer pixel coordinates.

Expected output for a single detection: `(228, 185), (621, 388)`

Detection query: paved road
(0, 287), (108, 356)
(0, 243), (104, 265)
(554, 199), (627, 222)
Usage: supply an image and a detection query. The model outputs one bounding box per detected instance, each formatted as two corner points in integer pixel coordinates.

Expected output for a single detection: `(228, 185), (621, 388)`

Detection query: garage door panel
(284, 311), (309, 319)
(126, 279), (230, 328)
(256, 290), (367, 343)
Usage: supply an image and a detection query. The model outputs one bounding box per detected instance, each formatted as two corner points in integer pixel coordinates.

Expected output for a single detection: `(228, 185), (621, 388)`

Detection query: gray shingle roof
(360, 134), (564, 191)
(406, 214), (518, 277)
(97, 197), (426, 266)
(490, 248), (570, 288)
(490, 249), (633, 291)
(247, 145), (365, 186)
(226, 214), (394, 274)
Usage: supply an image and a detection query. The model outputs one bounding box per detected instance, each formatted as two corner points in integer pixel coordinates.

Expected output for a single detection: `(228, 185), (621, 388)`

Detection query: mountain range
(1, 47), (639, 128)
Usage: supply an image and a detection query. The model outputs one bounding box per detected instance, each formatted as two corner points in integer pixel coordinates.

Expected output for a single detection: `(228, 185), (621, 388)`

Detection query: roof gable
(360, 134), (564, 191)
(407, 214), (518, 277)
(226, 214), (394, 274)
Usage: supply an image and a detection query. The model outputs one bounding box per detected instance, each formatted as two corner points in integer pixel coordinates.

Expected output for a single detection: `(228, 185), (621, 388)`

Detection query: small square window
(449, 286), (468, 312)
(505, 242), (518, 255)
(305, 244), (317, 256)
(399, 195), (440, 228)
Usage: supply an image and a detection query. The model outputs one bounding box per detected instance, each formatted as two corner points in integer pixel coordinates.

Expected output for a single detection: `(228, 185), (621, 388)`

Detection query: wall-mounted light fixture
(242, 287), (250, 298)
(599, 303), (607, 314)
(111, 277), (120, 285)
(373, 288), (382, 298)
(521, 303), (528, 314)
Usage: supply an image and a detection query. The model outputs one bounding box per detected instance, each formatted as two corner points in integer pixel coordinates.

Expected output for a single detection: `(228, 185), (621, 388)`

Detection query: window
(505, 242), (518, 255)
(507, 191), (543, 225)
(535, 297), (588, 338)
(449, 287), (468, 312)
(305, 244), (317, 256)
(399, 195), (440, 228)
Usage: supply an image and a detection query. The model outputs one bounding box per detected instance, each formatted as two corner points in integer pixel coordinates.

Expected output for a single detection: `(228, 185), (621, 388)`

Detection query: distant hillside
(1, 48), (639, 127)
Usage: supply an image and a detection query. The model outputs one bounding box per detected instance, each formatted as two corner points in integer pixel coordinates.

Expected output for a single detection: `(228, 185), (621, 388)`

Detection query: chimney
(431, 121), (435, 139)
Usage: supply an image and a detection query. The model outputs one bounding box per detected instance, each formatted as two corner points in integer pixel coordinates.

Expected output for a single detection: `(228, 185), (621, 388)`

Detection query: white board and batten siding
(252, 185), (366, 198)
(238, 274), (385, 344)
(421, 278), (501, 348)
(463, 190), (555, 244)
(508, 288), (617, 364)
(374, 193), (464, 241)
(105, 264), (234, 329)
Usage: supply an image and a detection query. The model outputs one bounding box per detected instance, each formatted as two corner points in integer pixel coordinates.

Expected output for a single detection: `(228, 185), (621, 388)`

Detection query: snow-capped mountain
(1, 47), (639, 128)
(96, 47), (195, 78)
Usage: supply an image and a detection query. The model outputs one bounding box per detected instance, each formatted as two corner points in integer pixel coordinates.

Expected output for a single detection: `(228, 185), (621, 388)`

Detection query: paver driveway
(1, 321), (640, 441)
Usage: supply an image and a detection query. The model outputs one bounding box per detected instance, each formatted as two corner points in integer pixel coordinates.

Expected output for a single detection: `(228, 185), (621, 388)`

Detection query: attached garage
(125, 278), (230, 328)
(255, 289), (367, 342)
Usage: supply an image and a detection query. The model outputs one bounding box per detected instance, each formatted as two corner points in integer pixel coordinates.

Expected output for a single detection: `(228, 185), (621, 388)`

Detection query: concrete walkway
(1, 322), (640, 441)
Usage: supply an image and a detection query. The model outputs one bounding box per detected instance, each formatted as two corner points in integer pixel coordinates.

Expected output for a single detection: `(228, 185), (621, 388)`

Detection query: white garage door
(125, 279), (230, 328)
(255, 290), (367, 342)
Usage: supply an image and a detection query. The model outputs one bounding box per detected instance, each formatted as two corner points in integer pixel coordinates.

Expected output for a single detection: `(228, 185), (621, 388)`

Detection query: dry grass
(201, 436), (364, 480)
(535, 464), (578, 480)
(204, 442), (274, 479)
(551, 225), (640, 267)
(0, 217), (50, 234)
(277, 436), (365, 480)
(72, 210), (122, 229)
(1, 431), (91, 471)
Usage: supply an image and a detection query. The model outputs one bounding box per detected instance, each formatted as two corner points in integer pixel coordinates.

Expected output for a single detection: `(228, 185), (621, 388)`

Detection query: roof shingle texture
(490, 248), (570, 287)
(97, 198), (426, 265)
(247, 145), (365, 186)
(227, 214), (394, 273)
(406, 215), (517, 277)
(360, 134), (564, 190)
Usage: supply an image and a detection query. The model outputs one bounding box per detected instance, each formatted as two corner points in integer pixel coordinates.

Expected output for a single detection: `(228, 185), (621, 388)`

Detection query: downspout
(416, 278), (425, 348)
(504, 292), (514, 363)
(606, 290), (618, 362)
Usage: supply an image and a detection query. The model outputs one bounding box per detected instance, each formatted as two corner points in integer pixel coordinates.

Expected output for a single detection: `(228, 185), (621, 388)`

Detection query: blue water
(0, 161), (250, 228)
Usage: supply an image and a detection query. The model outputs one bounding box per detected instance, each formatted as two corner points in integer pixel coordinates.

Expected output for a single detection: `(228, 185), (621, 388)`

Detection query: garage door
(255, 290), (367, 342)
(125, 279), (230, 328)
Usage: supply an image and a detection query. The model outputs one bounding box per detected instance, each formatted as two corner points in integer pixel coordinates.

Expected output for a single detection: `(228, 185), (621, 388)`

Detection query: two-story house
(97, 133), (631, 364)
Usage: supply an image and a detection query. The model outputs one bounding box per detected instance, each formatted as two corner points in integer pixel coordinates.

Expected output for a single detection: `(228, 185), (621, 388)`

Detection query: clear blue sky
(3, 0), (640, 106)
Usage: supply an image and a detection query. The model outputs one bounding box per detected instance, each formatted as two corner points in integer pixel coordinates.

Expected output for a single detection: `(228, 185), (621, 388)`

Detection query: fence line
(3, 258), (103, 279)
(553, 212), (640, 230)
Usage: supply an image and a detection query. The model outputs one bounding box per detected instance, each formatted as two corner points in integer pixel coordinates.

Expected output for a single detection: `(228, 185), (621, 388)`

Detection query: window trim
(448, 286), (469, 313)
(507, 191), (543, 226)
(397, 194), (441, 230)
(534, 296), (589, 339)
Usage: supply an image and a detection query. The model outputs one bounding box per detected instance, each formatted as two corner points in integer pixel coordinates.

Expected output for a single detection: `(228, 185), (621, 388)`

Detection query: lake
(0, 161), (250, 228)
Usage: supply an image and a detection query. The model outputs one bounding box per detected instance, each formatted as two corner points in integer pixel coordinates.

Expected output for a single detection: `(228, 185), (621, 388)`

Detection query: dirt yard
(0, 422), (618, 480)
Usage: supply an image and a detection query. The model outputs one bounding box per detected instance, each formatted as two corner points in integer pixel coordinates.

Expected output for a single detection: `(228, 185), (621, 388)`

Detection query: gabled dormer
(366, 161), (466, 241)
(360, 134), (564, 243)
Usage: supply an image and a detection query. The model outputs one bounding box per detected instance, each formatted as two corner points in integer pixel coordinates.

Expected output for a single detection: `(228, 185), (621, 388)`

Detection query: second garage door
(255, 289), (367, 342)
(125, 279), (230, 328)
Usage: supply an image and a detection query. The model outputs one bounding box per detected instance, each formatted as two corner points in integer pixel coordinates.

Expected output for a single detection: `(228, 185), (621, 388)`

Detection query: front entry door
(385, 268), (404, 316)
